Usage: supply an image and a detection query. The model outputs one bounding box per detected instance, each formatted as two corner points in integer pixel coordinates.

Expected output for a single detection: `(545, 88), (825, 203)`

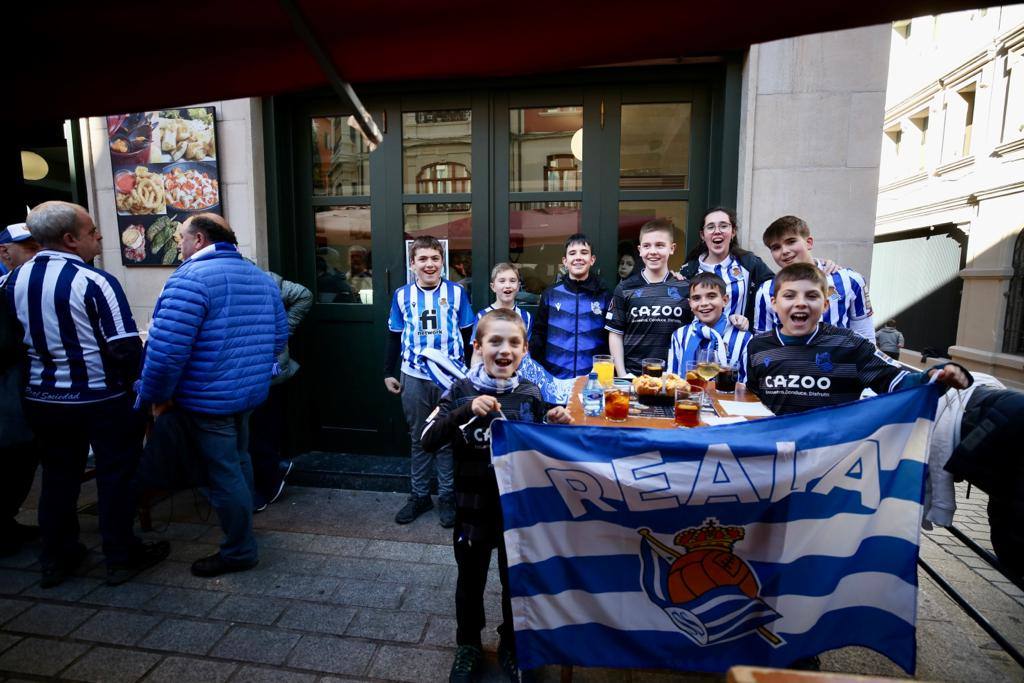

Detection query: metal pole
(947, 525), (1024, 593)
(277, 0), (383, 148)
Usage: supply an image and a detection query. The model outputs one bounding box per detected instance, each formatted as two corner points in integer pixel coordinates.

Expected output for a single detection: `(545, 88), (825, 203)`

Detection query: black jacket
(680, 251), (774, 322)
(0, 277), (31, 446)
(421, 377), (547, 544)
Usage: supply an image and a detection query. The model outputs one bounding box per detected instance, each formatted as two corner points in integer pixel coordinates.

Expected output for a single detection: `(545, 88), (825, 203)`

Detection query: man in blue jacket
(138, 214), (288, 578)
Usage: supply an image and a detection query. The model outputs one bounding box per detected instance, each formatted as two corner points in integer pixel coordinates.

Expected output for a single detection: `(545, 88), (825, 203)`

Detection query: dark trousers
(250, 383), (286, 499)
(454, 532), (514, 651)
(0, 440), (39, 535)
(182, 410), (257, 564)
(24, 395), (144, 567)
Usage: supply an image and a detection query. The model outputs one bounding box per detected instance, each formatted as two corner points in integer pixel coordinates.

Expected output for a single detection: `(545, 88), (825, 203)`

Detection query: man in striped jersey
(385, 236), (475, 527)
(752, 215), (875, 342)
(747, 263), (969, 416)
(8, 202), (168, 587)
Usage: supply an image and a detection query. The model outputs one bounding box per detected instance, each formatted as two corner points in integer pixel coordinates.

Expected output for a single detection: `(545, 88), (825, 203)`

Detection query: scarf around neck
(681, 317), (744, 370)
(468, 362), (520, 394)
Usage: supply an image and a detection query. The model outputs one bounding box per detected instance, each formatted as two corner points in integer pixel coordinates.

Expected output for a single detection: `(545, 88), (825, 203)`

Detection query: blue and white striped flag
(490, 385), (939, 674)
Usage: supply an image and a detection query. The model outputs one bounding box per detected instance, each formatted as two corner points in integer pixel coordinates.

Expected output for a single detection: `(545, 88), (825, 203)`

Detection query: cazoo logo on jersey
(763, 374), (832, 390)
(630, 304), (686, 319)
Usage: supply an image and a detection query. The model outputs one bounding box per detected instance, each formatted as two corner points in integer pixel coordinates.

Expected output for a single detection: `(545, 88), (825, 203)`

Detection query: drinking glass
(604, 379), (632, 422)
(593, 354), (614, 387)
(642, 358), (665, 378)
(715, 363), (737, 393)
(674, 387), (702, 427)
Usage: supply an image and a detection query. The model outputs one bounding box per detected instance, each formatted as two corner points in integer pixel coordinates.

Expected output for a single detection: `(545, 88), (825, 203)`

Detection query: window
(961, 86), (976, 157)
(883, 126), (902, 179)
(942, 85), (976, 163)
(416, 162), (470, 194)
(509, 106), (583, 192)
(1004, 229), (1024, 354)
(620, 103), (690, 189)
(1002, 50), (1024, 142)
(543, 154), (580, 191)
(893, 19), (912, 40)
(910, 111), (929, 171)
(402, 109), (472, 194)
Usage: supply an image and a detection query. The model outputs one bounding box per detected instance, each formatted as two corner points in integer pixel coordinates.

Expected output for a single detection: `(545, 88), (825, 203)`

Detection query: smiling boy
(421, 309), (571, 682)
(752, 215), (875, 342)
(385, 236), (475, 527)
(668, 272), (752, 382)
(606, 219), (692, 376)
(529, 233), (611, 379)
(470, 263), (532, 367)
(747, 263), (970, 416)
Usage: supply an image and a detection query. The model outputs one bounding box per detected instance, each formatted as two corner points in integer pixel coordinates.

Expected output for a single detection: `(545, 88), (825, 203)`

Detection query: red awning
(5, 0), (983, 122)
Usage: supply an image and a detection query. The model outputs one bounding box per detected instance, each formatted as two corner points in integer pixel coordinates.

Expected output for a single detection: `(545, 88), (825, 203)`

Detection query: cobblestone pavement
(0, 481), (1021, 682)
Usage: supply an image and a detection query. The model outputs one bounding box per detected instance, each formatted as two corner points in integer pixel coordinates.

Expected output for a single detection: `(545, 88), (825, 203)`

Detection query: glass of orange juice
(593, 354), (614, 387)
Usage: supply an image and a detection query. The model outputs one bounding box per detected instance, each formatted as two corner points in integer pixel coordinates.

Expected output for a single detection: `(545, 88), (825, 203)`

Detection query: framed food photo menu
(105, 107), (222, 267)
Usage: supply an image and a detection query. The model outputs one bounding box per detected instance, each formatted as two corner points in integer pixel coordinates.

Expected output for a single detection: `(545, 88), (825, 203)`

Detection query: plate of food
(163, 161), (219, 212)
(115, 166), (166, 215)
(121, 224), (147, 262)
(152, 108), (216, 163)
(632, 372), (691, 405)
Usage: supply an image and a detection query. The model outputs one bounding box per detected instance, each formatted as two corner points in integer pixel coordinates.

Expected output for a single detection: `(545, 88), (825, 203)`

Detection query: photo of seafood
(106, 106), (222, 266)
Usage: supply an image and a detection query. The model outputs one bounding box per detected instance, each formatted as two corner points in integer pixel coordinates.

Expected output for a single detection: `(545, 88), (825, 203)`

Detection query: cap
(0, 223), (32, 245)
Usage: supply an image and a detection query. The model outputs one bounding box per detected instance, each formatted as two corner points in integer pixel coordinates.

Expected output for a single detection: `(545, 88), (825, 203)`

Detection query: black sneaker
(395, 495), (433, 524)
(269, 460), (294, 505)
(106, 540), (171, 586)
(191, 552), (259, 577)
(497, 640), (520, 682)
(40, 543), (89, 588)
(449, 644), (482, 683)
(253, 492), (269, 513)
(437, 494), (456, 528)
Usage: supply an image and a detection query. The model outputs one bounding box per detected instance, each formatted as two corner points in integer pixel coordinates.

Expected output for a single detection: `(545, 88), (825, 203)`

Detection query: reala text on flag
(490, 385), (940, 674)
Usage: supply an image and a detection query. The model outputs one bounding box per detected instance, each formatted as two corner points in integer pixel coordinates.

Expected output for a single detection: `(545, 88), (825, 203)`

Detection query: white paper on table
(702, 415), (748, 426)
(718, 400), (774, 417)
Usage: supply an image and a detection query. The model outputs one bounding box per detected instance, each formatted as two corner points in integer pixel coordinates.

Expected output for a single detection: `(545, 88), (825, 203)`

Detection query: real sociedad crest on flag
(638, 520), (783, 648)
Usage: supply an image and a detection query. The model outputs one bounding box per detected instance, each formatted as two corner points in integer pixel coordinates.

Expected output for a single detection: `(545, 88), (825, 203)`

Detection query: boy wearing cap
(0, 223), (42, 556)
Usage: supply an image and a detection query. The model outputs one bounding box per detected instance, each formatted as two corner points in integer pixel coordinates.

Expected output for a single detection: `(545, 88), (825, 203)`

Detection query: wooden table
(566, 375), (768, 428)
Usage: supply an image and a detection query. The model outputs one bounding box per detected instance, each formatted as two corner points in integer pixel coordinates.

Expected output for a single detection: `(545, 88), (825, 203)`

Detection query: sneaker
(497, 640), (520, 682)
(395, 495), (433, 524)
(191, 552), (259, 577)
(449, 644), (482, 683)
(106, 540), (171, 586)
(268, 460), (293, 505)
(253, 492), (269, 513)
(40, 543), (89, 589)
(437, 494), (456, 528)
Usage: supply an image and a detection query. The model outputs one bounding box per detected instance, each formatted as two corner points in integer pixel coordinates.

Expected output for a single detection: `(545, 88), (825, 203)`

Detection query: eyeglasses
(702, 222), (733, 233)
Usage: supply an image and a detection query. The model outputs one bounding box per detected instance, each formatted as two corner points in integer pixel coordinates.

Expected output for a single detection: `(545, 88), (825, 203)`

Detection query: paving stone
(3, 602), (95, 636)
(286, 633), (375, 676)
(166, 542), (220, 563)
(420, 543), (458, 566)
(138, 617), (228, 655)
(21, 575), (103, 602)
(330, 578), (405, 609)
(361, 540), (430, 562)
(0, 632), (20, 653)
(344, 607), (429, 643)
(71, 609), (162, 645)
(401, 584), (456, 614)
(0, 569), (38, 595)
(367, 643), (454, 682)
(62, 645), (161, 683)
(145, 586), (225, 617)
(305, 535), (368, 557)
(0, 636), (89, 676)
(257, 548), (327, 576)
(318, 556), (388, 580)
(80, 581), (165, 608)
(144, 522), (211, 541)
(0, 597), (31, 626)
(0, 546), (40, 570)
(255, 531), (316, 551)
(143, 655), (237, 683)
(234, 665), (318, 683)
(276, 603), (357, 636)
(209, 594), (288, 625)
(211, 625), (301, 665)
(263, 574), (340, 601)
(378, 560), (450, 587)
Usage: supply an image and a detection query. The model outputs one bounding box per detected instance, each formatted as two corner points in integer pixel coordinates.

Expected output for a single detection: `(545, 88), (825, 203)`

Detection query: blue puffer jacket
(529, 273), (611, 379)
(138, 243), (289, 415)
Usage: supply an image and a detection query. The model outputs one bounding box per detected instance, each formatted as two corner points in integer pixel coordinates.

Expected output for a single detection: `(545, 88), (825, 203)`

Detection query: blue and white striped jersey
(752, 259), (873, 338)
(471, 304), (533, 343)
(668, 317), (752, 383)
(6, 250), (139, 403)
(388, 280), (475, 380)
(696, 255), (751, 319)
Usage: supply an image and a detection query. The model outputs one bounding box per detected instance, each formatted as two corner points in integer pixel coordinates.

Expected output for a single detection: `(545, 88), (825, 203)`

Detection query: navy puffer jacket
(138, 243), (288, 414)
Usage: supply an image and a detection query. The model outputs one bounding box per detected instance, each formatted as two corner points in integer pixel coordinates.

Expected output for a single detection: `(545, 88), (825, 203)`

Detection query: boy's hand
(546, 406), (574, 424)
(928, 365), (971, 390)
(820, 259), (841, 275)
(471, 395), (501, 416)
(728, 314), (749, 331)
(384, 377), (402, 394)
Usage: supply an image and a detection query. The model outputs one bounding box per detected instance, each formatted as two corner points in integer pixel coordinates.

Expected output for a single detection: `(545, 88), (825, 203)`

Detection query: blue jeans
(400, 374), (454, 498)
(182, 410), (257, 564)
(25, 394), (144, 567)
